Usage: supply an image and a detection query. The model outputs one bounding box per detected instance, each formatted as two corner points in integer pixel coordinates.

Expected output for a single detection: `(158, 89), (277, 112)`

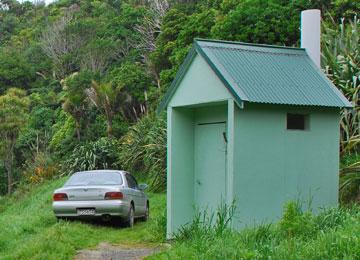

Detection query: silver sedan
(52, 170), (149, 227)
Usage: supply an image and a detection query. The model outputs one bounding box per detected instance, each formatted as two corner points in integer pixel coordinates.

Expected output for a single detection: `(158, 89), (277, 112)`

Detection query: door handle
(222, 132), (228, 143)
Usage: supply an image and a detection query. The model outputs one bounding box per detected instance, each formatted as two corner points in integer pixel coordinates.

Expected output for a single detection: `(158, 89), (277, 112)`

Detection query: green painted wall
(167, 106), (195, 237)
(233, 103), (340, 228)
(194, 105), (227, 123)
(169, 54), (231, 108)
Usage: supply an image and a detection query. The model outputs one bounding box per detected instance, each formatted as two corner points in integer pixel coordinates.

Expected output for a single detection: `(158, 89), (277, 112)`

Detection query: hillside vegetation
(0, 0), (359, 198)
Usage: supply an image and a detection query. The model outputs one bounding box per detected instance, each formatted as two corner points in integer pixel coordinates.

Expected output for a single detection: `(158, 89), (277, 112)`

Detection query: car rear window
(65, 172), (123, 186)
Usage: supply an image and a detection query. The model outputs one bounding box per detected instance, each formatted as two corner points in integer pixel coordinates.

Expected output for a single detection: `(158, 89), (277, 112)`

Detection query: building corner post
(227, 99), (235, 226)
(166, 106), (173, 239)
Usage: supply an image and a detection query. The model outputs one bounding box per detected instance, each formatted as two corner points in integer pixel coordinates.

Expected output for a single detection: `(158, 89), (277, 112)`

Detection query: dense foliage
(0, 0), (358, 195)
(118, 114), (166, 192)
(322, 18), (360, 202)
(62, 137), (120, 175)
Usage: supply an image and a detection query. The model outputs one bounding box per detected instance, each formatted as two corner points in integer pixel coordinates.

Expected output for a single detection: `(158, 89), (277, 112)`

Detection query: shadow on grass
(57, 216), (145, 229)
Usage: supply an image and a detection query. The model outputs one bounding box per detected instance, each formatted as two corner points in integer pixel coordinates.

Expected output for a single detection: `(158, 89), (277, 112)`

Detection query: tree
(108, 62), (154, 119)
(134, 0), (169, 55)
(86, 81), (118, 137)
(40, 4), (82, 79)
(210, 0), (309, 46)
(62, 71), (93, 140)
(0, 13), (19, 43)
(80, 39), (120, 75)
(0, 88), (29, 194)
(0, 49), (35, 94)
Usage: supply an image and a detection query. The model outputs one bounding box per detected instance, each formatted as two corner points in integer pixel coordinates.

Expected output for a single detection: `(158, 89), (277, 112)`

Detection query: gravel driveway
(75, 242), (162, 260)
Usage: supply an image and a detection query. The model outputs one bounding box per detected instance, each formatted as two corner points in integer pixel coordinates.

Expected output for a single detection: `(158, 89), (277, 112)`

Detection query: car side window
(131, 175), (138, 189)
(126, 174), (137, 189)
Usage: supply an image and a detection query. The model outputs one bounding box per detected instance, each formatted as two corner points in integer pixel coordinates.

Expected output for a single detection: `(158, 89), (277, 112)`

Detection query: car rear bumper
(53, 200), (129, 217)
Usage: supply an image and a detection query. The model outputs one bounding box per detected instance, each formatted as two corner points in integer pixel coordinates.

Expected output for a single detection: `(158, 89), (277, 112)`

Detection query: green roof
(159, 39), (352, 111)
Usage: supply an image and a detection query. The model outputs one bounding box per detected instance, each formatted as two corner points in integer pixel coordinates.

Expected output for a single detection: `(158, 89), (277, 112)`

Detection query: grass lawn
(0, 178), (166, 259)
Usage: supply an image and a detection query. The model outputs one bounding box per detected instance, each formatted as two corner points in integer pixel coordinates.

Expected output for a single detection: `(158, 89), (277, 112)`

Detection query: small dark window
(287, 114), (307, 130)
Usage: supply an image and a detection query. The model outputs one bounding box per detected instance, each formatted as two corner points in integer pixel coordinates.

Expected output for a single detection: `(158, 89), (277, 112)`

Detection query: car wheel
(125, 204), (135, 228)
(140, 202), (149, 222)
(56, 216), (64, 221)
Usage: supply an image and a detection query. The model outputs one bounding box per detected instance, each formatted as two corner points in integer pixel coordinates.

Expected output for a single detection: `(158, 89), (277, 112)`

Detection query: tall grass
(151, 202), (360, 259)
(340, 153), (360, 203)
(174, 201), (236, 241)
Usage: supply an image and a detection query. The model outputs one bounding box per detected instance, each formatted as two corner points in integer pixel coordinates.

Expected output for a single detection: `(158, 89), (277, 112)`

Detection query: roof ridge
(201, 45), (306, 56)
(195, 38), (305, 51)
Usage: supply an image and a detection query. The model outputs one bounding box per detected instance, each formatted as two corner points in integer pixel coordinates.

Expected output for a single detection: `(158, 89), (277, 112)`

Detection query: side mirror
(138, 183), (148, 191)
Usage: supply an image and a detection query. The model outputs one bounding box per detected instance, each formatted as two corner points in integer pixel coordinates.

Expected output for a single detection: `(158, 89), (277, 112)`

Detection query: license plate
(77, 208), (95, 216)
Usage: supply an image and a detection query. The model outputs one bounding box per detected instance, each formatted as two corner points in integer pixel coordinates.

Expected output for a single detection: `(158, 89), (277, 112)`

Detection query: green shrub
(148, 208), (167, 242)
(23, 152), (59, 184)
(49, 110), (77, 156)
(62, 137), (120, 175)
(119, 113), (166, 192)
(278, 201), (315, 238)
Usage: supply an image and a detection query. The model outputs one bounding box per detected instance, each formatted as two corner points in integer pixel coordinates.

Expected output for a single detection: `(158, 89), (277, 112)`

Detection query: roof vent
(301, 9), (321, 68)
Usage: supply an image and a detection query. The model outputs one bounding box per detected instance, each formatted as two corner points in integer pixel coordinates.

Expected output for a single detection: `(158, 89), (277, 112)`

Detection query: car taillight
(53, 193), (68, 201)
(105, 192), (124, 200)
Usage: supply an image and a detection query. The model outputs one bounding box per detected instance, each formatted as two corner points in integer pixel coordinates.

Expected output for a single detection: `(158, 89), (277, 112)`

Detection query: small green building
(159, 39), (352, 238)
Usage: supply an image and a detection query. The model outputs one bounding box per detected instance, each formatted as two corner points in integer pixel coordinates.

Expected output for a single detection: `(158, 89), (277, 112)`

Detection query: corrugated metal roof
(196, 39), (352, 108)
(158, 39), (352, 111)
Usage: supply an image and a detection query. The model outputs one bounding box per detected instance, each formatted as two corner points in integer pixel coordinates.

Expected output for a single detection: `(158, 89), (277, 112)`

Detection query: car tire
(140, 202), (149, 222)
(56, 216), (65, 221)
(124, 204), (135, 228)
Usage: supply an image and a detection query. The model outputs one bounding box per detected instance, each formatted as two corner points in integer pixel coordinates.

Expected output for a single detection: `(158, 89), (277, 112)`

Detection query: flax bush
(62, 137), (120, 175)
(118, 113), (166, 192)
(322, 17), (360, 202)
(322, 17), (360, 154)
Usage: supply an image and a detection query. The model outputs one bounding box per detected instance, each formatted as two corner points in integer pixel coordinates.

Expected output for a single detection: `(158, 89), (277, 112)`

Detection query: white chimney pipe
(301, 9), (321, 68)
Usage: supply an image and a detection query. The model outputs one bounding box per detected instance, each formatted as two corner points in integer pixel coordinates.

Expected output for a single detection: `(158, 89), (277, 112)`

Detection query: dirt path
(75, 242), (162, 260)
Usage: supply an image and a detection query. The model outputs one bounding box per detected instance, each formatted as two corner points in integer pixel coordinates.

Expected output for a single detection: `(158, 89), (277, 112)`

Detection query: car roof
(74, 170), (127, 174)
